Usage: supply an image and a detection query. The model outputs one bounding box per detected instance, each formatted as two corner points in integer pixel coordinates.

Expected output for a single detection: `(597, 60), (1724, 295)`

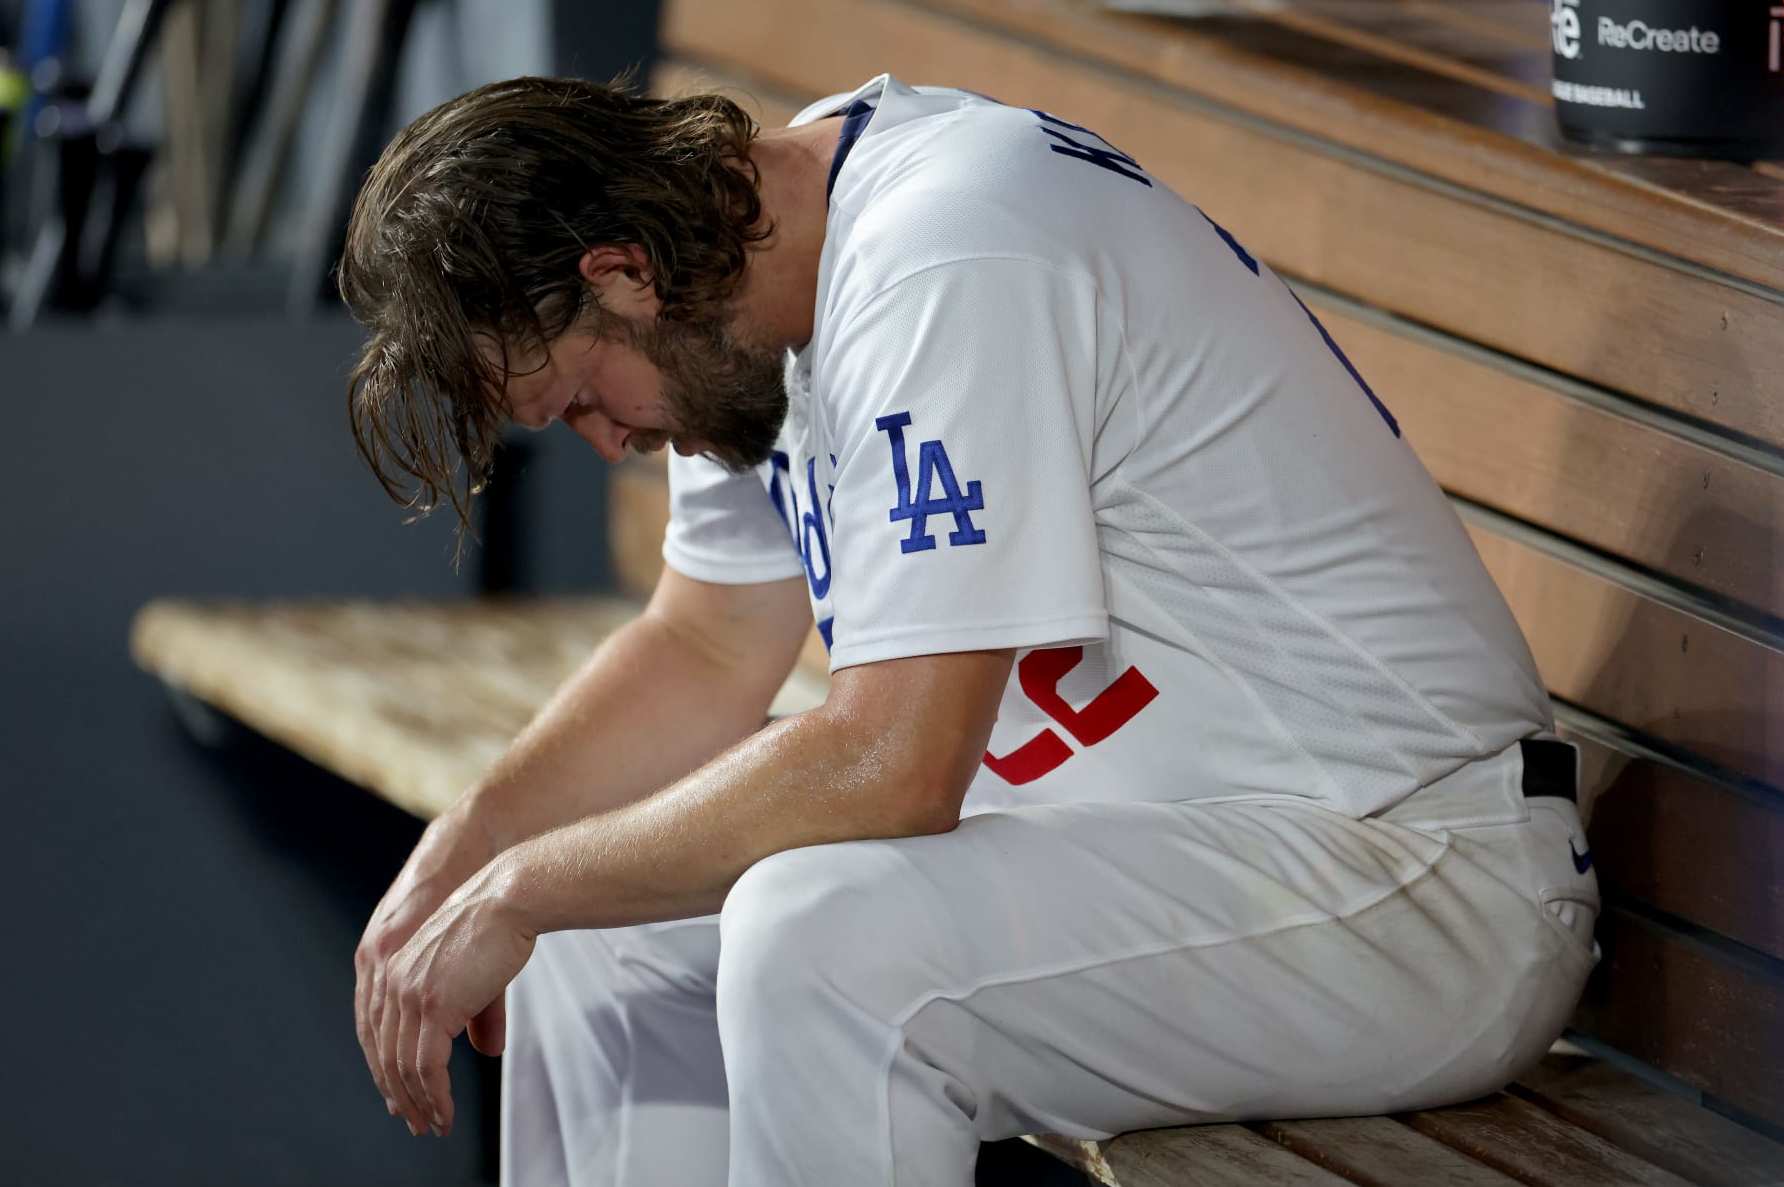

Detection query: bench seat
(128, 596), (828, 820)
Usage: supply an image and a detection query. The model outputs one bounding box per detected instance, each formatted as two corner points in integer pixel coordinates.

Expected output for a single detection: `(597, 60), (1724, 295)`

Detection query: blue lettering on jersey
(766, 450), (836, 652)
(800, 456), (832, 599)
(767, 450), (793, 529)
(1031, 110), (1151, 187)
(875, 412), (988, 554)
(1199, 209), (1399, 438)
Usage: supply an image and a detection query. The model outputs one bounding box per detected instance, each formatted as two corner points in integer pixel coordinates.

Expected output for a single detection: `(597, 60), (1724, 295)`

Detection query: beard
(620, 312), (789, 473)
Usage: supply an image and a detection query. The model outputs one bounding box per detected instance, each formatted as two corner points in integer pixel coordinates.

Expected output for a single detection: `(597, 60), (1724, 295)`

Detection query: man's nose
(565, 411), (628, 463)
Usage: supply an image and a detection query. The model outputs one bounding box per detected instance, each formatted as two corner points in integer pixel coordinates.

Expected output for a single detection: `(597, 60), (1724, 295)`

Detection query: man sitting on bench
(339, 74), (1601, 1186)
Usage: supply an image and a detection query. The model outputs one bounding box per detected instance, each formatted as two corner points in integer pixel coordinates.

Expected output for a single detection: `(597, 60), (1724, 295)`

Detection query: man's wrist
(436, 789), (505, 868)
(484, 836), (552, 940)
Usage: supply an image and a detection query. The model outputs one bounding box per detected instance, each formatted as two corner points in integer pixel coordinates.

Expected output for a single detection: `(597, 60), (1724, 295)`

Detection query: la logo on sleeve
(874, 411), (987, 554)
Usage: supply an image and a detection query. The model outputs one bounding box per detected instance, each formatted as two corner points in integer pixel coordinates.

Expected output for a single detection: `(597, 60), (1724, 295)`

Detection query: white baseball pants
(500, 741), (1599, 1186)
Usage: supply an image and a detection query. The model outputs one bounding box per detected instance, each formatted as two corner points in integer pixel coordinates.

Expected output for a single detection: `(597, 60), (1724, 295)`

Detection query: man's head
(339, 75), (790, 548)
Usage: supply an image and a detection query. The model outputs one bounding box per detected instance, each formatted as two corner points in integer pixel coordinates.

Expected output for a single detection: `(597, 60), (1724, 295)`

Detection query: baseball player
(342, 74), (1600, 1186)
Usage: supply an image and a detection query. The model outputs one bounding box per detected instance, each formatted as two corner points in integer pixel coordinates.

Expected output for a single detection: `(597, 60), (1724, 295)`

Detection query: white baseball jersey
(663, 74), (1551, 820)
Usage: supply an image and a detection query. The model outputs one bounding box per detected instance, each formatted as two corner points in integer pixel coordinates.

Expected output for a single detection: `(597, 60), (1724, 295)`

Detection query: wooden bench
(128, 597), (829, 822)
(131, 0), (1784, 1181)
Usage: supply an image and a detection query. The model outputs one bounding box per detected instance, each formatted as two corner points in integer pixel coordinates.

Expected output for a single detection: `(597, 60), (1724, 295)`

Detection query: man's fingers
(395, 992), (432, 1132)
(380, 985), (425, 1135)
(416, 1021), (455, 1134)
(366, 963), (398, 1109)
(354, 954), (391, 1112)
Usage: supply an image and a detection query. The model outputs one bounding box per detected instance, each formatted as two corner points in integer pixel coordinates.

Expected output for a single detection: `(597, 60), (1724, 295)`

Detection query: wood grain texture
(922, 0), (1784, 292)
(1402, 1093), (1696, 1186)
(1314, 298), (1784, 616)
(1226, 0), (1550, 104)
(1573, 908), (1784, 1132)
(1022, 1134), (1119, 1185)
(130, 597), (641, 819)
(1467, 525), (1784, 791)
(1392, 0), (1552, 56)
(1101, 1123), (1353, 1186)
(1258, 1115), (1523, 1185)
(128, 598), (830, 820)
(1567, 732), (1784, 962)
(1512, 1051), (1784, 1186)
(662, 0), (1784, 451)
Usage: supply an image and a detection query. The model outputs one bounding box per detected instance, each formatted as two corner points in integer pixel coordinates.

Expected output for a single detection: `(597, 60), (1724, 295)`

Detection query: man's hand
(353, 805), (498, 1132)
(363, 854), (536, 1138)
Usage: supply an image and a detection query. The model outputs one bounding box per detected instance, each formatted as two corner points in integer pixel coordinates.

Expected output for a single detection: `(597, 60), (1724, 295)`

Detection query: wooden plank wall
(641, 0), (1784, 1134)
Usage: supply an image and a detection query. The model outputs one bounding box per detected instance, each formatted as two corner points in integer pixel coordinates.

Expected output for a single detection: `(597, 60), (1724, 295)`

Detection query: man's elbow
(879, 751), (975, 838)
(899, 790), (965, 838)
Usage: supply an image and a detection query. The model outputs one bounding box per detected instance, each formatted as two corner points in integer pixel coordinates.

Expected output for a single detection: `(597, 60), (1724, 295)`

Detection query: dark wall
(1, 314), (607, 1186)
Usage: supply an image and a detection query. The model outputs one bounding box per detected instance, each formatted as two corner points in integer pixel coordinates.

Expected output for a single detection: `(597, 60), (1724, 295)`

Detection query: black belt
(1521, 738), (1577, 803)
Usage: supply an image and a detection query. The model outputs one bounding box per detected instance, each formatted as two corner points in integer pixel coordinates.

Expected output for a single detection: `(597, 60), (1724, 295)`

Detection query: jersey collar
(825, 98), (878, 203)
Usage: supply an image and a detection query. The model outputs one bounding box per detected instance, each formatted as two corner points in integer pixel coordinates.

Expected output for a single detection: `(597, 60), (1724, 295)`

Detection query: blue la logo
(874, 412), (988, 554)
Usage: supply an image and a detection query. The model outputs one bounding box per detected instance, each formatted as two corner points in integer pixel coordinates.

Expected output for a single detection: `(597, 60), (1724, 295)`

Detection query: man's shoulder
(824, 164), (1099, 329)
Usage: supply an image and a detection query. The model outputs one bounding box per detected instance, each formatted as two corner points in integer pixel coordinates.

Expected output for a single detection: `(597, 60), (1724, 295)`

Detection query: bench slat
(131, 598), (633, 818)
(1575, 908), (1784, 1131)
(1511, 1052), (1784, 1187)
(1102, 1123), (1355, 1186)
(1571, 737), (1784, 963)
(1258, 1115), (1523, 1185)
(1402, 1094), (1696, 1186)
(128, 598), (830, 820)
(1467, 524), (1784, 790)
(1023, 1134), (1119, 1186)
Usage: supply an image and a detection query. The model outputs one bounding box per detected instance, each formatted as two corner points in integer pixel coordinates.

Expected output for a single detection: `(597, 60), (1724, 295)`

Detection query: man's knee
(716, 840), (957, 1032)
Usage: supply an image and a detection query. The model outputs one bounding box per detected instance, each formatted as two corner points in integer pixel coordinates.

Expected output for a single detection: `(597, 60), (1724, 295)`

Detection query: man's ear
(578, 245), (654, 292)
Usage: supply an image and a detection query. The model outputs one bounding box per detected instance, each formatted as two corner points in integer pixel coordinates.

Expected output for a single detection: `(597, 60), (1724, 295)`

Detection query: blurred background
(1, 2), (659, 1183)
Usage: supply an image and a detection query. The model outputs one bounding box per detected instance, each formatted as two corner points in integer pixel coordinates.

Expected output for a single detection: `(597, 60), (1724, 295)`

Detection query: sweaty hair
(338, 74), (768, 554)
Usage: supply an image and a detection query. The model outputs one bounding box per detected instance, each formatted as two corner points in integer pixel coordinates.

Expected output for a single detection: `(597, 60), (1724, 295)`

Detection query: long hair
(338, 74), (767, 558)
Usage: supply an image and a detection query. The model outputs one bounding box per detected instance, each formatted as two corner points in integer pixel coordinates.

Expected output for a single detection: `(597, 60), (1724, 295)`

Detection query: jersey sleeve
(821, 258), (1108, 668)
(661, 451), (805, 585)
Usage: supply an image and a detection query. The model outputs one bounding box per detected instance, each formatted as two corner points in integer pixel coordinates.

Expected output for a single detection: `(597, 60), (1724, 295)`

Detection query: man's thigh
(720, 797), (1591, 1141)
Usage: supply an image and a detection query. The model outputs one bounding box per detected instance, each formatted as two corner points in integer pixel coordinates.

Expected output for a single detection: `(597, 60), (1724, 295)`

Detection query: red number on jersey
(982, 646), (1159, 785)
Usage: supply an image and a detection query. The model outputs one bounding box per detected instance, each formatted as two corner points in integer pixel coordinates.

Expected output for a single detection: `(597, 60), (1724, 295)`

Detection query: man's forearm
(487, 705), (950, 933)
(456, 610), (793, 856)
(481, 649), (1014, 935)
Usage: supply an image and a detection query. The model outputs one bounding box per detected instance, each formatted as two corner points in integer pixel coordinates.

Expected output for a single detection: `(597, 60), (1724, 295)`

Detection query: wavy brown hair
(338, 74), (768, 556)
